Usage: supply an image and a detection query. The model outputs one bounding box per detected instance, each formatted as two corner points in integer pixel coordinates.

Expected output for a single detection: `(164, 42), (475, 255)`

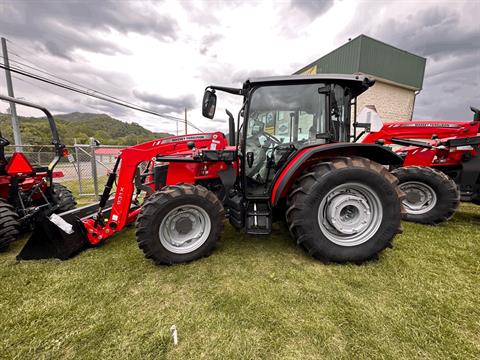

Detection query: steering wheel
(245, 130), (282, 183)
(262, 131), (282, 145)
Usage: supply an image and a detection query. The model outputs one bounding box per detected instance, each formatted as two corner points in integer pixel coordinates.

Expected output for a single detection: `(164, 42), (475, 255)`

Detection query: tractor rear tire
(0, 200), (21, 252)
(286, 157), (403, 264)
(136, 184), (225, 265)
(392, 166), (460, 224)
(51, 183), (77, 213)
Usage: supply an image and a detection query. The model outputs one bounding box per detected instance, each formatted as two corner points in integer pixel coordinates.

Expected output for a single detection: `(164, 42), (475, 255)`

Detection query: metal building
(295, 35), (426, 122)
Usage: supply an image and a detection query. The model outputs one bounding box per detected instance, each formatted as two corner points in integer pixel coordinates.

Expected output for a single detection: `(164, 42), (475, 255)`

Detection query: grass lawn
(1, 203), (479, 359)
(57, 176), (109, 207)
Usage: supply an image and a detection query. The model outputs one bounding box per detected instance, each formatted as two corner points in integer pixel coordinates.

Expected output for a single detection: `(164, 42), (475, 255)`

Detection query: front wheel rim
(400, 181), (437, 214)
(159, 205), (211, 254)
(318, 182), (383, 247)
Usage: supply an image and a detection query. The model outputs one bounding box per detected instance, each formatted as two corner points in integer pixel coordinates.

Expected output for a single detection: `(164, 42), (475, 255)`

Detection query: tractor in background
(361, 106), (480, 224)
(0, 95), (76, 250)
(18, 74), (405, 265)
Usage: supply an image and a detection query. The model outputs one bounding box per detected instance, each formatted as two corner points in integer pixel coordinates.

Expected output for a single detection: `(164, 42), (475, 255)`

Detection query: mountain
(0, 112), (172, 146)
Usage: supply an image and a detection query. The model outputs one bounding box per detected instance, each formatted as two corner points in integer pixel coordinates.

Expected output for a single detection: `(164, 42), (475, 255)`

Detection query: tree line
(0, 112), (172, 146)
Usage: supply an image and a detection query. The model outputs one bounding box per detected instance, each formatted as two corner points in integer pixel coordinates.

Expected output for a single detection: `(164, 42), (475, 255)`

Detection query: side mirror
(202, 89), (217, 119)
(225, 109), (235, 146)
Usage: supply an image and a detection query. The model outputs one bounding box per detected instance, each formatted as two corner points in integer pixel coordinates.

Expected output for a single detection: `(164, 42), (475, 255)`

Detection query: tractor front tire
(287, 157), (403, 264)
(392, 166), (460, 224)
(51, 183), (77, 213)
(136, 184), (225, 265)
(0, 200), (20, 252)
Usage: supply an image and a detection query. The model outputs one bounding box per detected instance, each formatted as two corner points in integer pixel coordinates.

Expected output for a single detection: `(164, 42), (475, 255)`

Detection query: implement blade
(17, 214), (90, 261)
(17, 197), (115, 261)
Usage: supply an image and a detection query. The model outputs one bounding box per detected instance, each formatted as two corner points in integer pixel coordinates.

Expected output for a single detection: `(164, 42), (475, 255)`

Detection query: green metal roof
(295, 35), (426, 90)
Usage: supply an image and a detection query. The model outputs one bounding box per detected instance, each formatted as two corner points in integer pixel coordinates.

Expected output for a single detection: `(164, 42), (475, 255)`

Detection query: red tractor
(361, 107), (480, 224)
(0, 95), (76, 250)
(18, 74), (405, 265)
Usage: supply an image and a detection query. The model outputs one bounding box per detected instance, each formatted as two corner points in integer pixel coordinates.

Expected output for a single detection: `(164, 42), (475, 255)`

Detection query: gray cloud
(0, 0), (178, 60)
(199, 33), (223, 55)
(5, 54), (140, 119)
(278, 0), (334, 37)
(338, 1), (480, 120)
(230, 69), (273, 85)
(133, 90), (197, 114)
(369, 7), (479, 60)
(290, 0), (334, 19)
(2, 0), (477, 133)
(81, 98), (134, 118)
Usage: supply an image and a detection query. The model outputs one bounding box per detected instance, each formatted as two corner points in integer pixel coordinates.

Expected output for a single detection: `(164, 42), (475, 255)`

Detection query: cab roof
(206, 74), (375, 97)
(243, 73), (375, 97)
(246, 73), (372, 85)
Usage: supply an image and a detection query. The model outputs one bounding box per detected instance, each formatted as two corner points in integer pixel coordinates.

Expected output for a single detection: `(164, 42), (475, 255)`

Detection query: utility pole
(184, 107), (188, 135)
(1, 37), (22, 151)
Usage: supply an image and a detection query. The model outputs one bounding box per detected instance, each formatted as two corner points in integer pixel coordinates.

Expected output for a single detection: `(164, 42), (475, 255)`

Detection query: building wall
(357, 80), (416, 122)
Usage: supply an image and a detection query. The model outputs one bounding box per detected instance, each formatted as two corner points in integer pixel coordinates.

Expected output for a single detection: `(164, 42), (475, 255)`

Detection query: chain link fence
(5, 139), (124, 199)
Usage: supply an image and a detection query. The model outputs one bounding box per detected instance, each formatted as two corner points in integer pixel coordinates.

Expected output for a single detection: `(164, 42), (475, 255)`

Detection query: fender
(270, 143), (403, 206)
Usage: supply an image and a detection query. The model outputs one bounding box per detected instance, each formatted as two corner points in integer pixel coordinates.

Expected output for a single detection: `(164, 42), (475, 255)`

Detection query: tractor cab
(203, 74), (376, 198)
(201, 74), (402, 240)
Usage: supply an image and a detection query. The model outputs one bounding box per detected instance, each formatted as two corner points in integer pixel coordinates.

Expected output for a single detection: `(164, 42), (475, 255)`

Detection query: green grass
(1, 205), (479, 359)
(58, 176), (109, 206)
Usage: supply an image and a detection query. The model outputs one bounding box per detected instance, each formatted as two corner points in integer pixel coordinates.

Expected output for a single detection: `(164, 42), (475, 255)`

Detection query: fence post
(89, 137), (99, 198)
(75, 143), (83, 195)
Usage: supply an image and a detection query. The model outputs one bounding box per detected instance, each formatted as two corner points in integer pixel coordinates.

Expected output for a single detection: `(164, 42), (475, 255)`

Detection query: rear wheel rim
(318, 182), (383, 247)
(159, 205), (211, 254)
(400, 181), (437, 214)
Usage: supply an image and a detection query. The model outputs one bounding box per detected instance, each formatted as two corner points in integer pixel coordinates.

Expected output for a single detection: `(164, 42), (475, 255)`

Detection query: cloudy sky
(0, 0), (478, 134)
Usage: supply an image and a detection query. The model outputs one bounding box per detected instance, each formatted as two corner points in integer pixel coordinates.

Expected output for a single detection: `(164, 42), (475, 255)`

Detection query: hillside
(0, 112), (172, 146)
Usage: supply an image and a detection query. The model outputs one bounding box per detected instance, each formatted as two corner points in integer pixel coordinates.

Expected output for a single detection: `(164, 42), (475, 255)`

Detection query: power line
(2, 55), (199, 127)
(1, 38), (203, 132)
(9, 74), (174, 134)
(5, 51), (147, 111)
(4, 53), (105, 95)
(5, 39), (39, 59)
(4, 53), (184, 122)
(0, 61), (204, 132)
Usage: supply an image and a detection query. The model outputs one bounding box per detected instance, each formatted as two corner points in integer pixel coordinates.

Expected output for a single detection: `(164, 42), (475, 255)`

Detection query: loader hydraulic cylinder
(99, 156), (120, 209)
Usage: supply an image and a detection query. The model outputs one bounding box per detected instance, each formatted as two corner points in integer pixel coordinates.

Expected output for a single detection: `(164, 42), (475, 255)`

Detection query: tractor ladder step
(245, 201), (271, 235)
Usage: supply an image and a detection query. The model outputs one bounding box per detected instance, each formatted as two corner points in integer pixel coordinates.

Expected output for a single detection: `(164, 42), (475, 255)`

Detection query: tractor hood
(157, 132), (226, 145)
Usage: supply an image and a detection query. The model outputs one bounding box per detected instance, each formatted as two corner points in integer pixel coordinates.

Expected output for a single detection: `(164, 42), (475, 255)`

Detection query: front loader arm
(83, 133), (228, 244)
(18, 131), (230, 260)
(362, 120), (479, 144)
